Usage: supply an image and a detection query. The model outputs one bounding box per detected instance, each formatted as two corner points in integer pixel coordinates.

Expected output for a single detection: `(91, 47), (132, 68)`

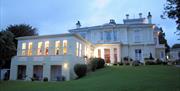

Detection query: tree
(0, 24), (38, 68)
(158, 27), (170, 53)
(6, 24), (38, 47)
(0, 31), (16, 68)
(163, 0), (180, 39)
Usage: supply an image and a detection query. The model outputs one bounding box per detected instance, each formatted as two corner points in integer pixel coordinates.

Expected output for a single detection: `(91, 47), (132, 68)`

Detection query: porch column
(26, 64), (33, 80)
(43, 64), (50, 80)
(110, 48), (114, 64)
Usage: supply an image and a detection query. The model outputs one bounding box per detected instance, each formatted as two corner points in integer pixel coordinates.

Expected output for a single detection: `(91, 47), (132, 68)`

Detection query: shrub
(97, 58), (105, 69)
(74, 64), (87, 78)
(43, 77), (48, 82)
(132, 61), (140, 66)
(145, 60), (155, 65)
(118, 62), (123, 65)
(155, 59), (162, 65)
(90, 58), (98, 71)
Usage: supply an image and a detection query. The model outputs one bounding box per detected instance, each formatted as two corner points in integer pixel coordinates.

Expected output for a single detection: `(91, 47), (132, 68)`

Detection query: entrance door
(104, 49), (110, 63)
(51, 65), (62, 81)
(135, 49), (142, 61)
(33, 65), (43, 80)
(17, 65), (26, 80)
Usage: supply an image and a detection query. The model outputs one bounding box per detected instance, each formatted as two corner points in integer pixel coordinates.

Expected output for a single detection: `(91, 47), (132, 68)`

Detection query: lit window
(79, 43), (82, 57)
(63, 40), (67, 55)
(55, 41), (60, 55)
(76, 42), (79, 56)
(45, 41), (49, 55)
(22, 43), (26, 55)
(37, 42), (43, 55)
(28, 42), (33, 56)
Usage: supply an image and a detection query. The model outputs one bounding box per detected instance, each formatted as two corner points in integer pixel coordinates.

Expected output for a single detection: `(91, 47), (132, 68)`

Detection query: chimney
(147, 12), (152, 24)
(109, 19), (116, 24)
(76, 21), (81, 28)
(126, 14), (129, 19)
(139, 13), (142, 18)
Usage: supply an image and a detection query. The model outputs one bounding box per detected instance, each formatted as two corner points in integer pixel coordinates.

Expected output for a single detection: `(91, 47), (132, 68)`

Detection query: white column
(26, 64), (33, 80)
(43, 64), (50, 80)
(110, 48), (114, 64)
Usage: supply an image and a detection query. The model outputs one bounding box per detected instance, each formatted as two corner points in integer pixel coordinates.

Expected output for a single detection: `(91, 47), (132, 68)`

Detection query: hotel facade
(10, 12), (165, 81)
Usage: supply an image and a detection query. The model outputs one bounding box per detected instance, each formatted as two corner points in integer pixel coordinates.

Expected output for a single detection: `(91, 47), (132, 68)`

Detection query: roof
(172, 44), (180, 49)
(69, 23), (155, 32)
(16, 33), (92, 45)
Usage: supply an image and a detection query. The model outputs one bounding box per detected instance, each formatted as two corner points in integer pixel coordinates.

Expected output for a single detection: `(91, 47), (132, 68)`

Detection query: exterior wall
(170, 48), (180, 60)
(11, 34), (90, 81)
(10, 55), (85, 81)
(121, 44), (155, 62)
(94, 44), (121, 63)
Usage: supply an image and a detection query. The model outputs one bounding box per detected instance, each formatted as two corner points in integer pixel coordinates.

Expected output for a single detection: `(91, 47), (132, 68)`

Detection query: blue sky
(0, 0), (179, 46)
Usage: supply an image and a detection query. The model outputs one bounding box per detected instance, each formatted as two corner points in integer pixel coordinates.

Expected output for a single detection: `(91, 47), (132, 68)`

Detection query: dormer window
(22, 43), (26, 56)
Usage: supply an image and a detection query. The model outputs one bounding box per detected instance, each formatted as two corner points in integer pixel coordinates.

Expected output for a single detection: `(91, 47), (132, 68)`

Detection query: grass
(0, 65), (180, 91)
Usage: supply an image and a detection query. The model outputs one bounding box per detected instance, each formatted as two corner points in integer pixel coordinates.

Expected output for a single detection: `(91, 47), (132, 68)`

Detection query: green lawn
(0, 65), (180, 91)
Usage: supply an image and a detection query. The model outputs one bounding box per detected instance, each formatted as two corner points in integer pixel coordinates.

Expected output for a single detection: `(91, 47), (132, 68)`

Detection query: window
(76, 42), (79, 56)
(134, 30), (141, 43)
(45, 41), (49, 55)
(100, 32), (103, 40)
(113, 30), (117, 41)
(160, 51), (164, 59)
(55, 41), (60, 55)
(37, 42), (43, 55)
(114, 48), (117, 63)
(22, 43), (26, 56)
(105, 31), (111, 41)
(98, 49), (101, 58)
(79, 43), (82, 57)
(63, 40), (67, 55)
(28, 42), (33, 56)
(135, 49), (142, 61)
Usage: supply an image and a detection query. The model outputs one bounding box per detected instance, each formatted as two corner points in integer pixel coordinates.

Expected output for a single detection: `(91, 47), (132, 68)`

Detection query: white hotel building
(10, 12), (165, 81)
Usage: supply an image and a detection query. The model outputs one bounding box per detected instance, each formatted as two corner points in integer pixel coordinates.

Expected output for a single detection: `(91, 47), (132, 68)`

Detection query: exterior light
(63, 63), (68, 69)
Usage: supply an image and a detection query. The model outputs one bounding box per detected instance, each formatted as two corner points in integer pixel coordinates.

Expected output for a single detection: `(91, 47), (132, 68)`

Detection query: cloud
(93, 0), (110, 10)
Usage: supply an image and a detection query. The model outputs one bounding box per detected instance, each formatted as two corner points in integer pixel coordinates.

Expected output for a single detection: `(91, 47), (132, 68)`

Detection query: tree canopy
(164, 0), (180, 39)
(0, 24), (38, 68)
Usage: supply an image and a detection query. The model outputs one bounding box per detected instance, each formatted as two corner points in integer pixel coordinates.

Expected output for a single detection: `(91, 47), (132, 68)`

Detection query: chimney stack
(139, 13), (142, 18)
(109, 19), (116, 24)
(147, 12), (152, 24)
(76, 21), (81, 28)
(126, 14), (129, 19)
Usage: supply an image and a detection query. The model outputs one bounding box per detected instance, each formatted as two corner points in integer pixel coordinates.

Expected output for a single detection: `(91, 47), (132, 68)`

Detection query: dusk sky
(0, 0), (179, 46)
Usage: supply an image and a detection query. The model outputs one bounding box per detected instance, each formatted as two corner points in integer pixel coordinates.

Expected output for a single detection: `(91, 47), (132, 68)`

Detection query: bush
(97, 58), (105, 69)
(90, 58), (98, 71)
(74, 64), (87, 78)
(155, 59), (162, 65)
(118, 62), (123, 65)
(43, 77), (48, 82)
(145, 60), (155, 65)
(132, 61), (140, 66)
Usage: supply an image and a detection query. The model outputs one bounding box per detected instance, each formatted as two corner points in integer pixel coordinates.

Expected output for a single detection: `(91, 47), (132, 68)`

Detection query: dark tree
(158, 27), (170, 53)
(0, 31), (16, 68)
(6, 24), (38, 47)
(163, 0), (180, 39)
(0, 24), (38, 68)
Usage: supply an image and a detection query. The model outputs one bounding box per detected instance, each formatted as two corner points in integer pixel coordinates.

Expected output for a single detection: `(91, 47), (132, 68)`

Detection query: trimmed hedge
(90, 58), (105, 71)
(74, 64), (87, 78)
